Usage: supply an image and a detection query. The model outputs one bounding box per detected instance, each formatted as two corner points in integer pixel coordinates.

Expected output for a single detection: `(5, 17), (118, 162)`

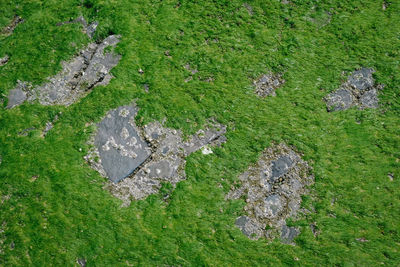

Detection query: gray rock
(0, 55), (9, 66)
(94, 106), (151, 183)
(254, 72), (285, 97)
(270, 155), (293, 181)
(325, 88), (354, 112)
(347, 68), (375, 91)
(235, 216), (263, 239)
(7, 35), (121, 107)
(281, 225), (300, 244)
(1, 15), (23, 36)
(324, 68), (383, 111)
(86, 22), (98, 38)
(359, 89), (378, 108)
(57, 16), (98, 38)
(6, 81), (31, 109)
(86, 111), (226, 205)
(227, 143), (314, 242)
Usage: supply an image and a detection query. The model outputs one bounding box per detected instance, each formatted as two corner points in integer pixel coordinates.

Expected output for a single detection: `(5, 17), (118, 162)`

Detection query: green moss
(0, 0), (399, 266)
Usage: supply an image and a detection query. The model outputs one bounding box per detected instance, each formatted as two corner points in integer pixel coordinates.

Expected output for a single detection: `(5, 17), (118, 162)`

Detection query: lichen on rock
(227, 143), (314, 243)
(324, 68), (384, 111)
(86, 104), (227, 206)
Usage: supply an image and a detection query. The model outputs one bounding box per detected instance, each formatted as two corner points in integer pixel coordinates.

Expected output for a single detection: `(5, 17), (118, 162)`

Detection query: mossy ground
(0, 0), (399, 266)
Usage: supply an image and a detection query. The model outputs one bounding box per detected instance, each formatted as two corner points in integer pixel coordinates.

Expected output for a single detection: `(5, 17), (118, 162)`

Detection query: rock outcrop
(325, 68), (384, 111)
(6, 35), (121, 108)
(227, 143), (314, 243)
(86, 104), (227, 206)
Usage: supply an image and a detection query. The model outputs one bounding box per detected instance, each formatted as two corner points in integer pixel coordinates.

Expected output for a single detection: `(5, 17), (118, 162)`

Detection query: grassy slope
(0, 0), (399, 265)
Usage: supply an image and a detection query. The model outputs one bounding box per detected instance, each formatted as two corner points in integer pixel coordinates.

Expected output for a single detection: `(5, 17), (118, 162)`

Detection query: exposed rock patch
(227, 143), (314, 243)
(86, 105), (227, 206)
(0, 55), (9, 66)
(57, 16), (98, 38)
(1, 15), (23, 36)
(254, 72), (285, 97)
(325, 68), (384, 111)
(6, 35), (121, 108)
(6, 81), (31, 109)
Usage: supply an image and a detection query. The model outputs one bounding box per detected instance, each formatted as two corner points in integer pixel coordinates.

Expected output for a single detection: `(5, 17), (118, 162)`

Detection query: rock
(254, 72), (285, 97)
(57, 16), (98, 38)
(281, 225), (300, 244)
(347, 68), (375, 91)
(85, 22), (98, 38)
(93, 105), (151, 183)
(227, 143), (314, 242)
(325, 89), (354, 112)
(8, 35), (121, 108)
(77, 258), (86, 267)
(235, 216), (263, 239)
(0, 55), (9, 66)
(324, 68), (383, 111)
(1, 15), (24, 36)
(270, 155), (294, 182)
(6, 81), (31, 109)
(359, 89), (378, 109)
(86, 108), (227, 205)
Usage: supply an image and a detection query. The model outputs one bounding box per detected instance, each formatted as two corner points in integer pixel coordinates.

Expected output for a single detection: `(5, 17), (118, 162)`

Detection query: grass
(0, 0), (399, 265)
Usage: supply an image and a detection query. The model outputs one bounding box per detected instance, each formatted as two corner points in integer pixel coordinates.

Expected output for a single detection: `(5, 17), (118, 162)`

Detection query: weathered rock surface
(254, 72), (285, 97)
(227, 143), (314, 243)
(6, 81), (31, 109)
(325, 68), (384, 111)
(86, 105), (227, 205)
(57, 16), (98, 38)
(1, 15), (23, 36)
(93, 106), (152, 183)
(0, 55), (9, 66)
(6, 35), (121, 108)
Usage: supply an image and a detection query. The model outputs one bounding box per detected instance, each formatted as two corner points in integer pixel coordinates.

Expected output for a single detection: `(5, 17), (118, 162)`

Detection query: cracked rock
(86, 105), (226, 205)
(254, 72), (285, 97)
(0, 55), (9, 66)
(7, 35), (121, 108)
(1, 15), (24, 36)
(227, 143), (314, 243)
(325, 68), (384, 111)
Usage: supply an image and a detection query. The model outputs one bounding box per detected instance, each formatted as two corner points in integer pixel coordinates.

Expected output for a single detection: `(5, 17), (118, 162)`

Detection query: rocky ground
(324, 68), (384, 111)
(227, 143), (314, 243)
(86, 104), (227, 205)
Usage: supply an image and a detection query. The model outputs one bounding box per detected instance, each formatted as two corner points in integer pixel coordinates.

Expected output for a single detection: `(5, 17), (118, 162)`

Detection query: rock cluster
(6, 35), (121, 108)
(1, 15), (23, 36)
(227, 143), (314, 243)
(86, 104), (227, 206)
(254, 72), (285, 97)
(325, 68), (384, 111)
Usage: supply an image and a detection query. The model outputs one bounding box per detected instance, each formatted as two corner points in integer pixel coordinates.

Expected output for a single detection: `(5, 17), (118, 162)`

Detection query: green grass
(0, 0), (399, 265)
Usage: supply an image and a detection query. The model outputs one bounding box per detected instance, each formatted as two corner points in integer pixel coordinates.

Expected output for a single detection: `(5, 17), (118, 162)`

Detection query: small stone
(138, 68), (144, 74)
(254, 72), (285, 97)
(77, 258), (86, 267)
(356, 237), (369, 243)
(0, 55), (9, 66)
